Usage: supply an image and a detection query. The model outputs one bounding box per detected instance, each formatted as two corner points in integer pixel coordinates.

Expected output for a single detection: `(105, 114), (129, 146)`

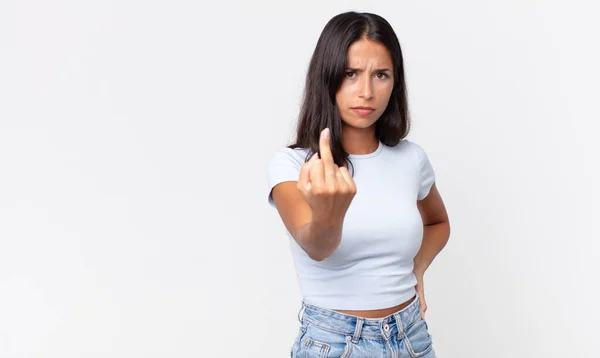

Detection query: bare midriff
(333, 294), (417, 319)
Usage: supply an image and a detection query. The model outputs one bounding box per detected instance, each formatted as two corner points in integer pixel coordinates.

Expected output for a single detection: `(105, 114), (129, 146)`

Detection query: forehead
(346, 39), (393, 68)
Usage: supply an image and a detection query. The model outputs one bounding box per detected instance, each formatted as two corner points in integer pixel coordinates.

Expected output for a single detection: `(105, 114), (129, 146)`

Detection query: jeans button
(383, 324), (389, 332)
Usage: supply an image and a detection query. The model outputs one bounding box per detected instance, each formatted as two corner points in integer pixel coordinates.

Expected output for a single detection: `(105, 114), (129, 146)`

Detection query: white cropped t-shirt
(266, 139), (436, 310)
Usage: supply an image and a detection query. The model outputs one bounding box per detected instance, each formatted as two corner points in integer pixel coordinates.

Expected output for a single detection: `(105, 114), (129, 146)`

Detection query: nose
(359, 76), (374, 100)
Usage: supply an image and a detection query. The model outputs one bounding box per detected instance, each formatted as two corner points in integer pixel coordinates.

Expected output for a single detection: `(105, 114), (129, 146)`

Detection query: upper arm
(267, 148), (312, 240)
(417, 182), (449, 225)
(412, 141), (449, 225)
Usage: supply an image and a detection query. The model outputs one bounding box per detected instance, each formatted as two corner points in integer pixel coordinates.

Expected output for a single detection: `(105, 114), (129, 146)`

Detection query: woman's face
(335, 38), (395, 129)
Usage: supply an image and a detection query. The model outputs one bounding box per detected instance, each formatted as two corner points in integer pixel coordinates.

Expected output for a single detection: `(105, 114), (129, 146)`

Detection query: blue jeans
(291, 295), (436, 357)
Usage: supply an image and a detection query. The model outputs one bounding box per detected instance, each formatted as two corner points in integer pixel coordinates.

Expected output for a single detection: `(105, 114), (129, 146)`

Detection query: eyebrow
(346, 67), (393, 73)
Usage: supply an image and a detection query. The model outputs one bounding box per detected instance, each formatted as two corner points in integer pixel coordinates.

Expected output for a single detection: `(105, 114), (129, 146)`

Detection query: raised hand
(297, 128), (357, 227)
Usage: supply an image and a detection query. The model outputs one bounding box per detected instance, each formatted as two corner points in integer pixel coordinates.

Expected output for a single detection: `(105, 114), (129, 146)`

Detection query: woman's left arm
(413, 183), (451, 318)
(414, 182), (451, 276)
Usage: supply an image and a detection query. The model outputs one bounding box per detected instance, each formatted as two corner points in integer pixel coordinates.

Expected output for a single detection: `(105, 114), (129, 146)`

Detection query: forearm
(296, 218), (343, 261)
(413, 222), (450, 277)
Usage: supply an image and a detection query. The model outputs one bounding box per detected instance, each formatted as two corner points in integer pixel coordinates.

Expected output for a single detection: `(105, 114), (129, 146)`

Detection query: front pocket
(404, 318), (434, 357)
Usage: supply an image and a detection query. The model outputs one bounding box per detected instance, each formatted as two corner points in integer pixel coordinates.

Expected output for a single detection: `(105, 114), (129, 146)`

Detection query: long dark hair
(288, 11), (411, 175)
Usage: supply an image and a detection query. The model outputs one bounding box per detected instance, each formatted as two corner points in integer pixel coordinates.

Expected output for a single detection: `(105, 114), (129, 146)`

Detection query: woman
(267, 11), (450, 358)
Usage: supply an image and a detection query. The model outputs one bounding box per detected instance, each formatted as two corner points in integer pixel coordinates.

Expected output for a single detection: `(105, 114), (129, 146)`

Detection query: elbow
(308, 253), (326, 262)
(305, 246), (333, 262)
(307, 251), (329, 262)
(295, 223), (339, 261)
(303, 241), (338, 262)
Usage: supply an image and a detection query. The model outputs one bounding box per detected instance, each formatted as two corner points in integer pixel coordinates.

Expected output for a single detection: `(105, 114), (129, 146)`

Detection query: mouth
(351, 107), (375, 116)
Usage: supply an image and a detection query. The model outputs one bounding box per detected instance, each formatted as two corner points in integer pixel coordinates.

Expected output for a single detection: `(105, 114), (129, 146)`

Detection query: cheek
(336, 89), (351, 107)
(377, 81), (394, 95)
(376, 85), (394, 103)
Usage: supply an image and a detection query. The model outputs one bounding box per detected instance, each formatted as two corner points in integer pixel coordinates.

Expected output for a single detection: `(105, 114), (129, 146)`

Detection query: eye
(345, 71), (356, 78)
(376, 72), (389, 79)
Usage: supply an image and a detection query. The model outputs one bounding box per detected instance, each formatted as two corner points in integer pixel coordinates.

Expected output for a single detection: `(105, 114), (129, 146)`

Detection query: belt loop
(393, 313), (405, 339)
(351, 317), (364, 344)
(298, 304), (306, 323)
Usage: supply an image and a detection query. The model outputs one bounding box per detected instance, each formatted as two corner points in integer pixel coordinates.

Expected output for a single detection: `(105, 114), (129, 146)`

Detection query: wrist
(413, 269), (425, 279)
(310, 216), (344, 230)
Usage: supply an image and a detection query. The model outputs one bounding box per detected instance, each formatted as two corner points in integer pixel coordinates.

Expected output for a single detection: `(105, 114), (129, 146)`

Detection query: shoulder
(267, 146), (311, 170)
(397, 138), (423, 152)
(386, 138), (422, 158)
(396, 139), (429, 161)
(385, 139), (433, 172)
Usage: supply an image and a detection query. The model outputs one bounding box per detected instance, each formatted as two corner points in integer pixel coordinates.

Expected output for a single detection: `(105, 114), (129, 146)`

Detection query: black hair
(288, 11), (411, 175)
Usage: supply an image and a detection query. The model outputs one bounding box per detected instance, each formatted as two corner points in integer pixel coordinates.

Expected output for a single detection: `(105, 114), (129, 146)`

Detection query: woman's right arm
(272, 182), (344, 261)
(271, 128), (356, 261)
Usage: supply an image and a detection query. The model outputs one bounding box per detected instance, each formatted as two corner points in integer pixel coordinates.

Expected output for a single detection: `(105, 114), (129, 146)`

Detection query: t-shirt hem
(303, 289), (417, 311)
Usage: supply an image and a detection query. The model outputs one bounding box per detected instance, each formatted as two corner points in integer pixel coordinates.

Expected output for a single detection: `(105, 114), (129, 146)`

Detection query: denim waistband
(298, 295), (421, 341)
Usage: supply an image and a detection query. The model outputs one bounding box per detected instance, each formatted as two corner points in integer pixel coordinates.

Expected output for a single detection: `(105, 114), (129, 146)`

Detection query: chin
(342, 118), (378, 129)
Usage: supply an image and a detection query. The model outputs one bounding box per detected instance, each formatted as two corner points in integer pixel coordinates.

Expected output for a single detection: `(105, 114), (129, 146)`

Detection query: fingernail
(321, 128), (329, 139)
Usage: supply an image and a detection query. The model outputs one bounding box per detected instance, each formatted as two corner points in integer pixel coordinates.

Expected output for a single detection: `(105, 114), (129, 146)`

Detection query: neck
(341, 124), (379, 155)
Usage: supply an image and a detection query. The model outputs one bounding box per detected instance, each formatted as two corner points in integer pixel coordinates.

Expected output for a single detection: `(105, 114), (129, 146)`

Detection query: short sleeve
(414, 143), (436, 200)
(266, 148), (305, 208)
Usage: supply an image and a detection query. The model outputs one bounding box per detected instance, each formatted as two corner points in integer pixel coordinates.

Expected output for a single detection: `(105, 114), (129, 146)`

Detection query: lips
(352, 107), (375, 116)
(352, 106), (375, 110)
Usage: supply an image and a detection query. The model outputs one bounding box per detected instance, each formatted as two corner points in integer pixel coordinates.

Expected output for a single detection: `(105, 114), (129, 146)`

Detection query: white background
(1, 1), (599, 357)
